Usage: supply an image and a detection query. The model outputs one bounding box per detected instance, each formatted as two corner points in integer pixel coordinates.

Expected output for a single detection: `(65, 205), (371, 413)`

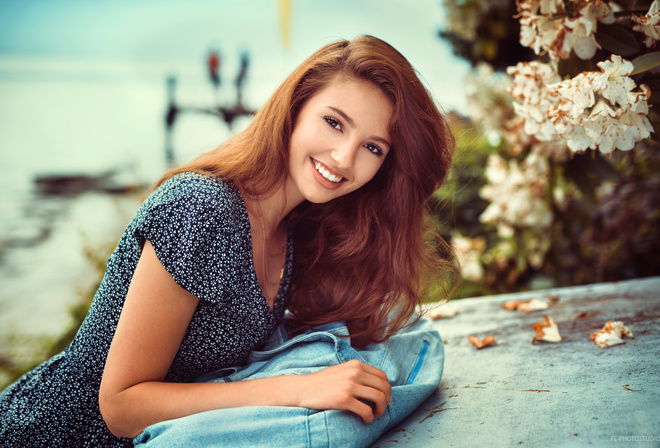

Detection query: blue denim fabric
(134, 317), (444, 448)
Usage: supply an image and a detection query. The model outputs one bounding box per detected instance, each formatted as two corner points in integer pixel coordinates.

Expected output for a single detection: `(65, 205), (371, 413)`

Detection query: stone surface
(373, 277), (660, 447)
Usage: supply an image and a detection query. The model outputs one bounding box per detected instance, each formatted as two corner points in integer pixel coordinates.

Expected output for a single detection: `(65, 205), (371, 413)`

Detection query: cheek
(355, 155), (387, 186)
(290, 128), (317, 161)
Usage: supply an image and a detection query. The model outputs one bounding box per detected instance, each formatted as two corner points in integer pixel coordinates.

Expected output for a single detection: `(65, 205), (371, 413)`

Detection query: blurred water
(0, 71), (243, 347)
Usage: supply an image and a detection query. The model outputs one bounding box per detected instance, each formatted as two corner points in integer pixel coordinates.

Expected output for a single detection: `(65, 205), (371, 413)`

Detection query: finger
(345, 360), (389, 382)
(359, 376), (391, 414)
(348, 367), (392, 407)
(341, 361), (391, 392)
(346, 398), (376, 424)
(351, 384), (389, 419)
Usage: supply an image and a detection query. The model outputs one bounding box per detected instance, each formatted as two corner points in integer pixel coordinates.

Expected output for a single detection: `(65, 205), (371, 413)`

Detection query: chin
(303, 187), (347, 204)
(304, 194), (336, 204)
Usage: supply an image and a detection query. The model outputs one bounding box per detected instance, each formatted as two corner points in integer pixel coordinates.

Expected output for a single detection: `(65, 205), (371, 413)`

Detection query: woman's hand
(294, 359), (392, 423)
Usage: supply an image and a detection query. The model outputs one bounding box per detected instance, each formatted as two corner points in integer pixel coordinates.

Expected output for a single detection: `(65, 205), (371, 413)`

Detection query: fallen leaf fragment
(575, 311), (600, 320)
(590, 321), (633, 348)
(518, 298), (550, 313)
(468, 335), (497, 349)
(427, 302), (459, 320)
(501, 300), (519, 311)
(502, 298), (549, 313)
(531, 315), (562, 344)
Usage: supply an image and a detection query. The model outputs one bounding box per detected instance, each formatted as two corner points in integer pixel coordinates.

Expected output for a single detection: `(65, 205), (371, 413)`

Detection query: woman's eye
(324, 116), (342, 131)
(365, 143), (383, 156)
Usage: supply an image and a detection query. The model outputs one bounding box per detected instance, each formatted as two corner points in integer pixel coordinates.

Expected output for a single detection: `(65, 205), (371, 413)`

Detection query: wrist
(247, 374), (303, 408)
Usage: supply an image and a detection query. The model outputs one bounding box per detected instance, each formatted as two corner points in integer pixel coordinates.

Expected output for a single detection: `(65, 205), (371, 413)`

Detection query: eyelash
(323, 116), (384, 156)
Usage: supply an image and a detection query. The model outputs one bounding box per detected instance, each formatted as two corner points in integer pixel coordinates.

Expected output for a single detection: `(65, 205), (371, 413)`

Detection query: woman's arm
(99, 241), (391, 439)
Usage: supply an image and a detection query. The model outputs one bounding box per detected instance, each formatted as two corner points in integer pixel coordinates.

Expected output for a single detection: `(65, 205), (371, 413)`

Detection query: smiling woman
(287, 75), (393, 202)
(0, 35), (457, 447)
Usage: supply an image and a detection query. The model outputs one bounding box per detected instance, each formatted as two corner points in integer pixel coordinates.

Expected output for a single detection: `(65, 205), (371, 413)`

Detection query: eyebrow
(328, 106), (392, 148)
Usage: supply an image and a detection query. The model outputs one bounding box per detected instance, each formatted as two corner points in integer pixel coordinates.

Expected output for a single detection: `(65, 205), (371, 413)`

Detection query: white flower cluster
(507, 61), (561, 142)
(549, 56), (654, 152)
(508, 56), (654, 154)
(451, 233), (485, 282)
(465, 63), (513, 140)
(632, 0), (660, 48)
(518, 0), (614, 61)
(479, 153), (553, 230)
(464, 62), (569, 160)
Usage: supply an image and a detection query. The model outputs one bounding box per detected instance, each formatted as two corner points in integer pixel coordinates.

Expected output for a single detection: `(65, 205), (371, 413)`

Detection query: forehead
(310, 75), (391, 107)
(306, 75), (394, 132)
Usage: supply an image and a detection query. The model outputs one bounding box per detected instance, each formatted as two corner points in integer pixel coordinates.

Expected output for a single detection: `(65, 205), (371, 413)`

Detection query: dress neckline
(234, 184), (292, 315)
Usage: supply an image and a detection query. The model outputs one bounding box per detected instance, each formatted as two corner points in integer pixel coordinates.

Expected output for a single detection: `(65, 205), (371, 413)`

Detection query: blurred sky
(0, 0), (469, 181)
(0, 0), (467, 102)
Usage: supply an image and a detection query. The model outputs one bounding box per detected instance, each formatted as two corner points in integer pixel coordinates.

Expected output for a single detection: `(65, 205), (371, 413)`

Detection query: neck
(242, 175), (304, 235)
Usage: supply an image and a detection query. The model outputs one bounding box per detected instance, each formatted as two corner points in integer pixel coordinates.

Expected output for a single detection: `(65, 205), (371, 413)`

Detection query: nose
(330, 140), (358, 169)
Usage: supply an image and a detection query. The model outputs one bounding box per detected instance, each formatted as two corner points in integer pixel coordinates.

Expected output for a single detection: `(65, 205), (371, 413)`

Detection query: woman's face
(287, 75), (393, 204)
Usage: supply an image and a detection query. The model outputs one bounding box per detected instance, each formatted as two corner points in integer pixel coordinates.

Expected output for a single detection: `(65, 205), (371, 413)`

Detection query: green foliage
(439, 0), (539, 69)
(432, 116), (496, 297)
(433, 114), (493, 236)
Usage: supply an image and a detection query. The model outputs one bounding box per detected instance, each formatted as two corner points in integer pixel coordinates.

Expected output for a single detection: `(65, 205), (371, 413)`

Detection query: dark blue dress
(0, 173), (293, 447)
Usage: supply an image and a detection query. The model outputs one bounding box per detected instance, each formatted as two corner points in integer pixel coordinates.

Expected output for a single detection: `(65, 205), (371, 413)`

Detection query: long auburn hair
(159, 35), (458, 346)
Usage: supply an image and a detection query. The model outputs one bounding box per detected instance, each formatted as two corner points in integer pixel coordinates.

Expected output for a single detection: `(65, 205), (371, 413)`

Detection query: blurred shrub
(437, 0), (660, 296)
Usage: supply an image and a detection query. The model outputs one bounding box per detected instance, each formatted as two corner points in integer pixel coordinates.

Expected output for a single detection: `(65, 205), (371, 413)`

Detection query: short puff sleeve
(135, 195), (241, 306)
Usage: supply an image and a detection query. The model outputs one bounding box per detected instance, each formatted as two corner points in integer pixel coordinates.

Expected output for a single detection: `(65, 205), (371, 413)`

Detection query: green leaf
(558, 53), (596, 79)
(631, 52), (660, 75)
(595, 24), (640, 57)
(615, 0), (653, 12)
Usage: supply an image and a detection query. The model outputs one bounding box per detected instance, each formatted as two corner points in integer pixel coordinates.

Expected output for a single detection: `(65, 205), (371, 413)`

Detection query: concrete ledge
(373, 277), (660, 447)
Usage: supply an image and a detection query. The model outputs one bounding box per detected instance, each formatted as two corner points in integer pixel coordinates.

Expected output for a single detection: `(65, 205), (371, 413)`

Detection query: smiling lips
(310, 157), (346, 189)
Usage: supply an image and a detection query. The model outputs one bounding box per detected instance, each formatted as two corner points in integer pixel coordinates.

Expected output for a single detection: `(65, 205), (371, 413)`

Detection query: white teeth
(313, 159), (343, 183)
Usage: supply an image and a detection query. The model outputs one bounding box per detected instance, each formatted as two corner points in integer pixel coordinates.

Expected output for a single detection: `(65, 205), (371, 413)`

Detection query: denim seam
(305, 408), (311, 448)
(251, 332), (343, 359)
(248, 346), (296, 376)
(323, 410), (330, 448)
(386, 402), (393, 428)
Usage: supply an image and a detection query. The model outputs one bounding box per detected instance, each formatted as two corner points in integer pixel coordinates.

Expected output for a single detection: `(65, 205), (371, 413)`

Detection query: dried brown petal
(502, 298), (549, 313)
(590, 320), (634, 348)
(531, 315), (562, 344)
(502, 300), (520, 311)
(518, 298), (550, 313)
(468, 335), (498, 350)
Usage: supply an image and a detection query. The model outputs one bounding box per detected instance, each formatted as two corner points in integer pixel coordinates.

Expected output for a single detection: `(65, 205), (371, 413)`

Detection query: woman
(0, 35), (455, 447)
